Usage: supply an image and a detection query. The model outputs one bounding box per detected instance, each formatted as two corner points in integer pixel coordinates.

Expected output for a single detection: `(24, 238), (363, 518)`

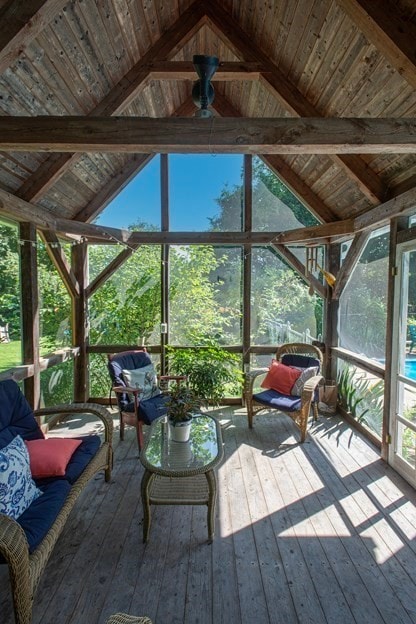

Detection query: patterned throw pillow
(0, 435), (42, 519)
(122, 364), (161, 401)
(291, 366), (319, 396)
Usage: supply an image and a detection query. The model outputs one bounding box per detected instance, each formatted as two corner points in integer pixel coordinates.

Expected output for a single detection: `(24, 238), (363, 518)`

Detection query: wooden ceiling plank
(0, 0), (68, 75)
(14, 0), (207, 204)
(38, 230), (80, 299)
(335, 0), (416, 89)
(204, 0), (386, 204)
(2, 116), (416, 154)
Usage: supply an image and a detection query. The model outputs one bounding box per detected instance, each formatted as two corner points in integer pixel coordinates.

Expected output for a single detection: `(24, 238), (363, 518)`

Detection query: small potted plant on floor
(166, 383), (204, 442)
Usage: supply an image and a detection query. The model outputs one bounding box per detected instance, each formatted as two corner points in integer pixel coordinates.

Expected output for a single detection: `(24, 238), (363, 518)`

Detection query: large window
(38, 238), (72, 356)
(89, 245), (162, 345)
(251, 247), (321, 345)
(338, 227), (389, 359)
(169, 245), (242, 346)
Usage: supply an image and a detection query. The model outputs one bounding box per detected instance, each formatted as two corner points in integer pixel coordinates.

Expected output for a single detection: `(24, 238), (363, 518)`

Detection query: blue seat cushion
(35, 435), (101, 486)
(124, 393), (168, 425)
(0, 479), (71, 560)
(254, 389), (301, 412)
(0, 380), (44, 449)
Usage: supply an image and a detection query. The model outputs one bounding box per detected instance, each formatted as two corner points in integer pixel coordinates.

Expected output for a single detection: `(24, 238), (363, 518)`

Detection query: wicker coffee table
(140, 413), (224, 543)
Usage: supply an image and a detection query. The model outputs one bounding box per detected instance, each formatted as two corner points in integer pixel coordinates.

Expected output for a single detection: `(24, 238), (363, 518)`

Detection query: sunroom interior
(1, 1), (416, 623)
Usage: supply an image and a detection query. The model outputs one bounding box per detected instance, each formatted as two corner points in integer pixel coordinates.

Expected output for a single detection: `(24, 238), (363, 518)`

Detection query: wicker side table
(140, 414), (223, 543)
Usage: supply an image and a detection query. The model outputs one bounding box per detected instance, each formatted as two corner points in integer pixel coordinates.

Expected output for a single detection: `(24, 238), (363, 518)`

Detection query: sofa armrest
(0, 513), (31, 609)
(34, 403), (114, 444)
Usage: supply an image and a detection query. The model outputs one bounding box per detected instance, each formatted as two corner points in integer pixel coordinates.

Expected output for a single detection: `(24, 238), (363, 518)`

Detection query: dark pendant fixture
(192, 55), (219, 118)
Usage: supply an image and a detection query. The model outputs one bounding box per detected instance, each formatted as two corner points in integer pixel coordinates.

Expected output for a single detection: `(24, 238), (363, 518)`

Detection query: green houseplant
(166, 337), (242, 405)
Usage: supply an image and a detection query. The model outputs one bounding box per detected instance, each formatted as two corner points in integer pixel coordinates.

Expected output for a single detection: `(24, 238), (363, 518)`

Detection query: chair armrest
(34, 403), (114, 444)
(159, 375), (187, 382)
(244, 368), (268, 394)
(300, 375), (324, 400)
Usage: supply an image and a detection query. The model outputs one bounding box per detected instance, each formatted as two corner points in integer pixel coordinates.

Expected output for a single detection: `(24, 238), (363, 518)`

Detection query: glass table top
(141, 414), (223, 476)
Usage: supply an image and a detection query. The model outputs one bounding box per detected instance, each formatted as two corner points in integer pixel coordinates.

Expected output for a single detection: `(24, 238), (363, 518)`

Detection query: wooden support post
(161, 154), (169, 375)
(19, 223), (40, 408)
(324, 243), (341, 382)
(72, 242), (89, 402)
(243, 155), (252, 382)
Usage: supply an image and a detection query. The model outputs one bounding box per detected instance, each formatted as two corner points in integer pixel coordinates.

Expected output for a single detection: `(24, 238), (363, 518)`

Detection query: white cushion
(291, 366), (319, 396)
(122, 364), (161, 401)
(0, 435), (42, 519)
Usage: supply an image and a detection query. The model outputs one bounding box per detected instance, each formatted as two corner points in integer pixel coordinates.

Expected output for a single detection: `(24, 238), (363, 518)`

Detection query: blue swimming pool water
(405, 359), (416, 380)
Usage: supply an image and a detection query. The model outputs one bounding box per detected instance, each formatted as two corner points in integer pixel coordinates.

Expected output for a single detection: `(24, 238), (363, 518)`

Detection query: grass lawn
(0, 341), (21, 371)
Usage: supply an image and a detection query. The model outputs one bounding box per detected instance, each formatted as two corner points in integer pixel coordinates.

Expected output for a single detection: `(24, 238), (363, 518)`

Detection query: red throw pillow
(261, 360), (301, 395)
(25, 438), (82, 478)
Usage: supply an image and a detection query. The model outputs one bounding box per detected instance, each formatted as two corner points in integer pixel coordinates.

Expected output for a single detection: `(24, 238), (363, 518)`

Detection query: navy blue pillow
(0, 380), (43, 450)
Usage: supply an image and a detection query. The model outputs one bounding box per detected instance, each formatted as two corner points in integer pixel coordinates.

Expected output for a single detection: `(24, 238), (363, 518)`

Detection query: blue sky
(95, 154), (244, 231)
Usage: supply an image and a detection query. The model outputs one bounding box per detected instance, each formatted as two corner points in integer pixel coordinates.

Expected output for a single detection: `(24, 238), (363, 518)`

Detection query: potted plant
(166, 383), (204, 442)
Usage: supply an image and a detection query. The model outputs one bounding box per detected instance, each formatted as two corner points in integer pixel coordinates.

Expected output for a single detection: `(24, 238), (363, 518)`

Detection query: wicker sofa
(0, 379), (113, 624)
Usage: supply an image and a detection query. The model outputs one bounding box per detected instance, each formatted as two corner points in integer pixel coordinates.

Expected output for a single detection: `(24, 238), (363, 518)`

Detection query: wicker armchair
(244, 342), (323, 442)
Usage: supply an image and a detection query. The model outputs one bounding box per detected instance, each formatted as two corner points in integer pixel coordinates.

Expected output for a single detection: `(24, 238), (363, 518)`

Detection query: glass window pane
(38, 238), (72, 356)
(395, 381), (416, 467)
(338, 227), (389, 359)
(89, 245), (161, 345)
(95, 155), (161, 230)
(169, 155), (243, 231)
(399, 249), (416, 379)
(0, 219), (22, 371)
(169, 245), (242, 345)
(252, 157), (319, 232)
(251, 247), (322, 345)
(40, 360), (74, 409)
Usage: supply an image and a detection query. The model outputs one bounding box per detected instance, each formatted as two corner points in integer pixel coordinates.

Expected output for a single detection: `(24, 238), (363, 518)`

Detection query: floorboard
(2, 407), (416, 624)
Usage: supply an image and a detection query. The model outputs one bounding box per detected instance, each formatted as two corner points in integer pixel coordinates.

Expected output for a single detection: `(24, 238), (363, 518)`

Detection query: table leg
(141, 470), (153, 543)
(205, 470), (217, 543)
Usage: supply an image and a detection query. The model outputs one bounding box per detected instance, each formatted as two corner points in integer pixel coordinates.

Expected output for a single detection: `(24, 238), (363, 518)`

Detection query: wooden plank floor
(2, 407), (416, 624)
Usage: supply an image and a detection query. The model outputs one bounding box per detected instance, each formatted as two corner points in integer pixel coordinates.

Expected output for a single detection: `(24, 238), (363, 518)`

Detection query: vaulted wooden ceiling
(0, 0), (415, 239)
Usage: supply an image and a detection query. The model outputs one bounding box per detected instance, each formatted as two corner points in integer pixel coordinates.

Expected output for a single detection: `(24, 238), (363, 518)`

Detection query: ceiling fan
(192, 55), (219, 118)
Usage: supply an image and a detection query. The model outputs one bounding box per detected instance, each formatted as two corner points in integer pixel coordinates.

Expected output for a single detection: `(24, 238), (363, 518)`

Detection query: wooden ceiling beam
(204, 0), (386, 204)
(2, 116), (416, 154)
(336, 0), (416, 89)
(2, 185), (415, 248)
(14, 0), (206, 204)
(0, 0), (67, 75)
(271, 244), (327, 299)
(147, 60), (264, 81)
(212, 92), (338, 224)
